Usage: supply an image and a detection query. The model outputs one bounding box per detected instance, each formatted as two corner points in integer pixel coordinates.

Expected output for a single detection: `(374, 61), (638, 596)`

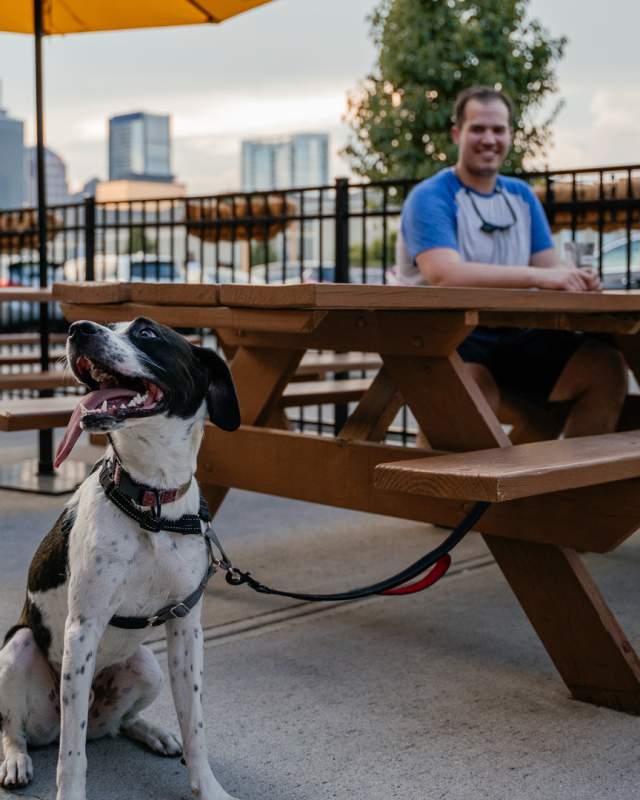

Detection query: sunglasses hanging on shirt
(466, 186), (518, 234)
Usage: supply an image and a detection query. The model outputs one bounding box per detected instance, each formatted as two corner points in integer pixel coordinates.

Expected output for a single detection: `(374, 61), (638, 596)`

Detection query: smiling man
(395, 85), (627, 437)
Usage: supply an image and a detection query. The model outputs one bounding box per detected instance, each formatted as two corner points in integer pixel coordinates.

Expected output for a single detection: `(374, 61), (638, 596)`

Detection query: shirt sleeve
(401, 181), (459, 261)
(525, 186), (554, 255)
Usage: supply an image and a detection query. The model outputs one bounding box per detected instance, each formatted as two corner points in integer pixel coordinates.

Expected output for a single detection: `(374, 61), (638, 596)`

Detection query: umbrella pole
(34, 0), (54, 478)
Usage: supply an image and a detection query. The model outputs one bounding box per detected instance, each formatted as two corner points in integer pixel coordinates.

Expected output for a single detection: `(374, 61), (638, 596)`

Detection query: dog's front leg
(55, 614), (104, 800)
(166, 607), (238, 800)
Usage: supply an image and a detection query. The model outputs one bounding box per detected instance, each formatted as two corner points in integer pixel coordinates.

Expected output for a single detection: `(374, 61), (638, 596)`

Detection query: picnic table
(54, 280), (640, 714)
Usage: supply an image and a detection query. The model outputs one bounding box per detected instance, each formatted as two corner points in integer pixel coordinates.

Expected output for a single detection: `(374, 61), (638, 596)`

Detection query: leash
(205, 501), (490, 602)
(97, 452), (490, 624)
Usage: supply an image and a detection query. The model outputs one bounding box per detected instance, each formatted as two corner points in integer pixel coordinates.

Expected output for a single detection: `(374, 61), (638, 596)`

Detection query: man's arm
(416, 247), (600, 291)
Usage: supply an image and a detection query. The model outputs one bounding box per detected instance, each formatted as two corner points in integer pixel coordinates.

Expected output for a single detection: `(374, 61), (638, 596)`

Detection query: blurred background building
(24, 146), (70, 206)
(241, 132), (329, 191)
(0, 83), (25, 209)
(108, 111), (173, 182)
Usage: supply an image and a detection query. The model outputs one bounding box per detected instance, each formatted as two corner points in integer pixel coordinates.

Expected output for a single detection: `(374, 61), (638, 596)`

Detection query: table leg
(486, 537), (640, 712)
(384, 351), (640, 713)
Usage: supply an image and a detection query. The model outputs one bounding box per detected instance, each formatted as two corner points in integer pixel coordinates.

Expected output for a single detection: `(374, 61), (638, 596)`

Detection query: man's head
(451, 86), (514, 179)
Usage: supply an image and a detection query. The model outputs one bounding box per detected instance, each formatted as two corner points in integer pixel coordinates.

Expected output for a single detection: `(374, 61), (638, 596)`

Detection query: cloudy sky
(0, 0), (637, 195)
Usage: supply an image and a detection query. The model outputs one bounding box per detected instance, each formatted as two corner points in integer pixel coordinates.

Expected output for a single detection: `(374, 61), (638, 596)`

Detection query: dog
(0, 317), (241, 800)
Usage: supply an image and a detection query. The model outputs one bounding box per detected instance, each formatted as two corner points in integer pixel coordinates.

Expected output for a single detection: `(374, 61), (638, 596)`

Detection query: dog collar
(105, 456), (191, 508)
(97, 457), (209, 535)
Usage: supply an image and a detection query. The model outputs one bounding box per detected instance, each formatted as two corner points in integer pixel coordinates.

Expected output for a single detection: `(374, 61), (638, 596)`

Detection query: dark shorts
(457, 327), (591, 401)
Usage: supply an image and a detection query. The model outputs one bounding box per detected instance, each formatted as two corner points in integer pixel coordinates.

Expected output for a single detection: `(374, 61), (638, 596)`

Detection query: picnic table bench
(53, 280), (640, 714)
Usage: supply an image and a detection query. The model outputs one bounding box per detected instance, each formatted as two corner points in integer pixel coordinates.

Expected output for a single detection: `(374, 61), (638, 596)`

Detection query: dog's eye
(138, 327), (158, 338)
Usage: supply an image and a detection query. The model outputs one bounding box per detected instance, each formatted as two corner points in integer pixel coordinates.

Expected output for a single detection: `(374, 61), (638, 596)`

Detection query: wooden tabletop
(218, 283), (640, 312)
(0, 286), (52, 303)
(53, 281), (640, 314)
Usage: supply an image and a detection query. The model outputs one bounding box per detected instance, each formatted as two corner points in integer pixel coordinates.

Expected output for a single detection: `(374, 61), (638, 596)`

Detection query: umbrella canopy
(0, 1), (274, 34)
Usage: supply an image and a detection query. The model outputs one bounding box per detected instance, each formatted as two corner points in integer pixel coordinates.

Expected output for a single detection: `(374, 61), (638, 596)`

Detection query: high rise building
(108, 112), (172, 182)
(25, 147), (70, 207)
(241, 133), (329, 192)
(0, 86), (25, 210)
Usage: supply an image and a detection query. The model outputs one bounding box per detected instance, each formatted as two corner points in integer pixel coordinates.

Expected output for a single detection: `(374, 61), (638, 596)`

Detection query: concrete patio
(0, 429), (639, 800)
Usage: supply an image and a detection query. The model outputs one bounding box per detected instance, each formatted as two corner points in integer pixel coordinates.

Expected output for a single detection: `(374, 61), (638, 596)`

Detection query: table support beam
(381, 351), (640, 713)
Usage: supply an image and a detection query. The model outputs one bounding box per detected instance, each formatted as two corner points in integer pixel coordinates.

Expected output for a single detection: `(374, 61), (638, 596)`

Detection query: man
(395, 85), (627, 437)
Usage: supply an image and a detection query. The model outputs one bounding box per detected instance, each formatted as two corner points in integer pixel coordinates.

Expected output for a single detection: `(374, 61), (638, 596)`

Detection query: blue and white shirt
(394, 168), (554, 286)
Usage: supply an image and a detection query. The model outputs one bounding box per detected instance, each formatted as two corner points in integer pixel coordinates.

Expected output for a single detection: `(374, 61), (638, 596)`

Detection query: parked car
(599, 234), (640, 288)
(64, 253), (184, 283)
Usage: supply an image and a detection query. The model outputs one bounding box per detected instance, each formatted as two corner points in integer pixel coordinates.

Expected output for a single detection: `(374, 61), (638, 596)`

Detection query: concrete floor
(1, 430), (639, 800)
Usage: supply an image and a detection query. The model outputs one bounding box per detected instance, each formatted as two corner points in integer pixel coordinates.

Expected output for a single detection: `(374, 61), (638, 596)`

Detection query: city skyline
(0, 0), (639, 197)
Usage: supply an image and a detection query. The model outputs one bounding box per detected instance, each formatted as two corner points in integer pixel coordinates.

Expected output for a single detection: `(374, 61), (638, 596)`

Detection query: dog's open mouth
(54, 356), (166, 468)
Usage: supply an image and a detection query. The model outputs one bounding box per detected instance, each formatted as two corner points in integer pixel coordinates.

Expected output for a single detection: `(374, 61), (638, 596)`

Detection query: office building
(0, 91), (25, 209)
(241, 133), (329, 192)
(25, 147), (70, 207)
(109, 112), (172, 182)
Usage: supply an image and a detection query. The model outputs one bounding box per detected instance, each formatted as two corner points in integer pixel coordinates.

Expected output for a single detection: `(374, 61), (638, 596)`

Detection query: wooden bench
(296, 352), (382, 378)
(282, 378), (372, 407)
(0, 396), (76, 432)
(374, 432), (640, 504)
(0, 349), (66, 367)
(0, 371), (76, 392)
(0, 333), (69, 347)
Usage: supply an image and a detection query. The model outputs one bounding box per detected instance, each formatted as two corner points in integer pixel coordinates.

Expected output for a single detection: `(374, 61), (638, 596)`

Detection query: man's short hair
(453, 86), (514, 128)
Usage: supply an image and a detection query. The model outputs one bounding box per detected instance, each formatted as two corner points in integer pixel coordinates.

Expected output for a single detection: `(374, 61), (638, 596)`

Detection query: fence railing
(2, 165), (640, 298)
(2, 165), (640, 437)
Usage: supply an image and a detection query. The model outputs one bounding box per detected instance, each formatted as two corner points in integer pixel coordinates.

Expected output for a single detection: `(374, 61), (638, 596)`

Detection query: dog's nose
(69, 320), (101, 339)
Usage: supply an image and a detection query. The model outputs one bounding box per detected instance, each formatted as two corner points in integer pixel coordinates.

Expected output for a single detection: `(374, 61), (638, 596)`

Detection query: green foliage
(250, 240), (280, 266)
(350, 229), (398, 266)
(344, 0), (567, 181)
(122, 226), (157, 254)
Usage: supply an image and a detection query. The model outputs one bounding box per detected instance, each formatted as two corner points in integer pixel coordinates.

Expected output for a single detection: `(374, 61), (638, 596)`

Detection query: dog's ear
(192, 346), (240, 431)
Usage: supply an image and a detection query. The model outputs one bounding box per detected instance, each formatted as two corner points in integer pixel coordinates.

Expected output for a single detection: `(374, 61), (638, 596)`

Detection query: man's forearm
(422, 259), (542, 289)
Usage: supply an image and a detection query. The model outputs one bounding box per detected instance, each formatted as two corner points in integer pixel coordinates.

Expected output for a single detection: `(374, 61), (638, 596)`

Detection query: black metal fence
(1, 165), (639, 437)
(2, 164), (640, 298)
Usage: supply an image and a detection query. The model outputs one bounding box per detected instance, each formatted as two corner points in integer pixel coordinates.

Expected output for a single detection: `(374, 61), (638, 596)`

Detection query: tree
(343, 0), (567, 181)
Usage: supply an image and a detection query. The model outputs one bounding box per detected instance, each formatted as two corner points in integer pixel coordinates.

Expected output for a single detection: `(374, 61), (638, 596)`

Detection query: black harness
(99, 455), (226, 630)
(99, 453), (490, 628)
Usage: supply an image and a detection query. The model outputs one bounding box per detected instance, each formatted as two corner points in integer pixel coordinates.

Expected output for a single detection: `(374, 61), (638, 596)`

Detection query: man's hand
(535, 267), (602, 292)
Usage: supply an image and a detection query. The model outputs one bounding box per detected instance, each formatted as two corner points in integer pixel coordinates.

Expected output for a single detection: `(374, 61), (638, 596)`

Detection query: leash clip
(225, 568), (249, 586)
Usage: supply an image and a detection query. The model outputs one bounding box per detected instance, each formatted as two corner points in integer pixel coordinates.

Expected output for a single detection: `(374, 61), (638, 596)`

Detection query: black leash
(209, 501), (490, 602)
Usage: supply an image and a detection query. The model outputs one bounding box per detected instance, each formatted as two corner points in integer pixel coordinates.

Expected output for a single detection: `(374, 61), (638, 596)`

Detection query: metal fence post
(333, 177), (350, 435)
(84, 195), (96, 281)
(334, 177), (350, 284)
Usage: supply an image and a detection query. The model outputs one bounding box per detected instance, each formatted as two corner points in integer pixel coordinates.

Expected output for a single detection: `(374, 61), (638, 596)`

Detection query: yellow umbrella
(0, 0), (276, 482)
(1, 1), (274, 34)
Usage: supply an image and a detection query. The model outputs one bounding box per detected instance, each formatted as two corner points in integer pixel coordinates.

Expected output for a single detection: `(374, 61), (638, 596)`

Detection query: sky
(0, 0), (638, 195)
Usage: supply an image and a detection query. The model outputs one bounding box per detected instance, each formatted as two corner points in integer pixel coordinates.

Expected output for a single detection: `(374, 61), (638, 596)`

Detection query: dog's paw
(0, 751), (33, 787)
(189, 772), (240, 800)
(121, 717), (182, 757)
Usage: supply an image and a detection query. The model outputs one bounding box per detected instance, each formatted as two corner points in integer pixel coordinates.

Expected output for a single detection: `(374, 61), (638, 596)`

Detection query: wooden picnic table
(54, 281), (640, 714)
(0, 286), (52, 303)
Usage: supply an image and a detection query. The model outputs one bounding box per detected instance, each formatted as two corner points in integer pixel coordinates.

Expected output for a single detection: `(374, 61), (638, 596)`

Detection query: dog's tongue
(54, 388), (138, 468)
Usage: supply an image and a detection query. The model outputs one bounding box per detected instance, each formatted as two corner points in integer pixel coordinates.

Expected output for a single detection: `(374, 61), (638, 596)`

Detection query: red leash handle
(380, 554), (451, 596)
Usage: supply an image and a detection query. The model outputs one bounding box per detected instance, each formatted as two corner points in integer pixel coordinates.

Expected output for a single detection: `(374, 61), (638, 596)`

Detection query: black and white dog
(0, 317), (241, 800)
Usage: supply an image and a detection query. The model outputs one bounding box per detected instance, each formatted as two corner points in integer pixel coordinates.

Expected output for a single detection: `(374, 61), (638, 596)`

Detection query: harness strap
(110, 557), (215, 629)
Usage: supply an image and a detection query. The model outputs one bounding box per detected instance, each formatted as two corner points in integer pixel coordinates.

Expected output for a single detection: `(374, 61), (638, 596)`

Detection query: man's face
(452, 98), (512, 178)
